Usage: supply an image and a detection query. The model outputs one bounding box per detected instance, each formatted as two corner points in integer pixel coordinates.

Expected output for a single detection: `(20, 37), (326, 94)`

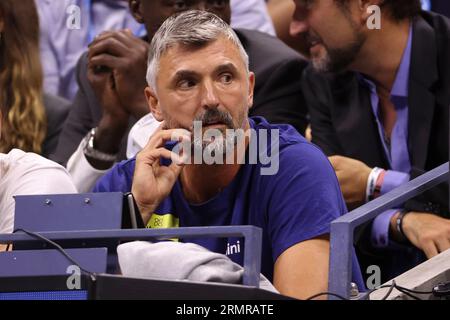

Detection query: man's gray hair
(146, 10), (250, 91)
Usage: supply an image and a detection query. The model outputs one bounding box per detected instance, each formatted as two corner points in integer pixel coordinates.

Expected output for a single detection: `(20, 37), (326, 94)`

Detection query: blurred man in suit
(291, 0), (450, 280)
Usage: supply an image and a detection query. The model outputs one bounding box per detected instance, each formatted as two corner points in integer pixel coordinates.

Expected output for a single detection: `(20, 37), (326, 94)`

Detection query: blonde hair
(0, 0), (47, 154)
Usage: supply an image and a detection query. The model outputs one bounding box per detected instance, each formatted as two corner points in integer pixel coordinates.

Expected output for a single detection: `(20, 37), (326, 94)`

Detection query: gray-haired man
(93, 10), (364, 299)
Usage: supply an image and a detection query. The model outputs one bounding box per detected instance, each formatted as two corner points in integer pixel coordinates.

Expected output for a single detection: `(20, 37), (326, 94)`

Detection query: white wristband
(366, 167), (384, 203)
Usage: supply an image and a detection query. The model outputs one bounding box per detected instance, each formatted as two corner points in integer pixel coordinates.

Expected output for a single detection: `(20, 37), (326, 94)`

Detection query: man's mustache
(191, 109), (234, 130)
(305, 32), (323, 48)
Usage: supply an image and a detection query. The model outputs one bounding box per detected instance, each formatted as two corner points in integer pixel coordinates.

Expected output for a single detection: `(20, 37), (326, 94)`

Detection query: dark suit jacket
(42, 93), (71, 158)
(432, 0), (450, 17)
(303, 11), (450, 216)
(51, 29), (309, 165)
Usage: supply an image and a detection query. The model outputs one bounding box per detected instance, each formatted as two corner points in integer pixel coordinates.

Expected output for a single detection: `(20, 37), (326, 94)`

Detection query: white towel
(117, 241), (278, 293)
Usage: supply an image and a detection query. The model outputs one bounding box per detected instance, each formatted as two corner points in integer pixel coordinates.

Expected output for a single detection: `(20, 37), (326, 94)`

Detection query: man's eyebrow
(214, 63), (239, 74)
(172, 70), (199, 82)
(171, 63), (240, 82)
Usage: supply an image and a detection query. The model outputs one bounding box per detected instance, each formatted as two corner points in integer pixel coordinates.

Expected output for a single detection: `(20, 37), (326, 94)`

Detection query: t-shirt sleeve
(264, 142), (347, 262)
(92, 160), (136, 193)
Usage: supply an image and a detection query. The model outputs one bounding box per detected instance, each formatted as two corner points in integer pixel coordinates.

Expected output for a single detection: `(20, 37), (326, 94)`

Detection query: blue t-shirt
(94, 117), (364, 288)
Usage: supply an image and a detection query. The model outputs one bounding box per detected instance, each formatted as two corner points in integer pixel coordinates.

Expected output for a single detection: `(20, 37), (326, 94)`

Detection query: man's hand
(329, 156), (372, 205)
(132, 124), (191, 225)
(87, 58), (129, 128)
(392, 212), (450, 259)
(88, 30), (149, 119)
(85, 30), (150, 168)
(86, 68), (129, 167)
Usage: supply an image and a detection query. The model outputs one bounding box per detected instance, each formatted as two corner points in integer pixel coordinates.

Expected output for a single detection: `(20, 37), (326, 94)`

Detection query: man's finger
(149, 148), (184, 165)
(435, 237), (450, 255)
(145, 129), (191, 151)
(89, 30), (117, 47)
(137, 147), (182, 170)
(88, 37), (130, 60)
(89, 54), (123, 70)
(113, 29), (146, 48)
(422, 241), (439, 259)
(167, 159), (186, 180)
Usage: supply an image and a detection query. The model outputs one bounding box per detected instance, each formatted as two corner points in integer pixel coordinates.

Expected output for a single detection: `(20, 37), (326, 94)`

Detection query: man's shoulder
(109, 158), (137, 176)
(251, 117), (331, 168)
(0, 150), (73, 188)
(419, 10), (450, 35)
(2, 149), (65, 170)
(414, 12), (450, 61)
(94, 158), (137, 192)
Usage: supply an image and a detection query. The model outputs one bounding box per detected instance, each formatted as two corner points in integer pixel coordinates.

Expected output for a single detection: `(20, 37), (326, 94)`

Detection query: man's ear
(247, 72), (255, 110)
(145, 87), (164, 121)
(129, 0), (144, 24)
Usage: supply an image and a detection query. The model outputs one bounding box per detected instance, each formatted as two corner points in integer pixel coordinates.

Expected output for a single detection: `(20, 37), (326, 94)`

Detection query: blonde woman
(0, 0), (70, 158)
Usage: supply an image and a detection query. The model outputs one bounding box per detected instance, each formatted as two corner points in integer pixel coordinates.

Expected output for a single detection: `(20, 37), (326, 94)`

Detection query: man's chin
(311, 57), (331, 73)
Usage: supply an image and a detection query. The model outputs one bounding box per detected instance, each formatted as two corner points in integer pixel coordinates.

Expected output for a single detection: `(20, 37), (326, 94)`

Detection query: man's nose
(200, 81), (220, 110)
(290, 18), (309, 37)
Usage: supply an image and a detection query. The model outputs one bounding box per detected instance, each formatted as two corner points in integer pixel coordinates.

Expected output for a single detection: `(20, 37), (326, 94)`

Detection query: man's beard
(165, 107), (248, 158)
(307, 29), (365, 74)
(312, 38), (364, 73)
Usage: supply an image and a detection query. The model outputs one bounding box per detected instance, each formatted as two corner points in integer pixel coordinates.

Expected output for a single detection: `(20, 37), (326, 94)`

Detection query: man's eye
(207, 0), (228, 8)
(173, 0), (188, 10)
(178, 79), (196, 89)
(219, 73), (233, 84)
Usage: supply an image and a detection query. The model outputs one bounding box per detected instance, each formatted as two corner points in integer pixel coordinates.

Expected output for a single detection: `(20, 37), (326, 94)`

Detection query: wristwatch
(83, 128), (118, 162)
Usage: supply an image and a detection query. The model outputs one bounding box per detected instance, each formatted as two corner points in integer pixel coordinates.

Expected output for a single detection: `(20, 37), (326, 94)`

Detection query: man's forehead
(159, 37), (244, 71)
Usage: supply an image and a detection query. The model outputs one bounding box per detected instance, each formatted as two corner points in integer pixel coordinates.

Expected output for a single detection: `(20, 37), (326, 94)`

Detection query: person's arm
(370, 170), (410, 247)
(66, 140), (109, 193)
(274, 236), (330, 300)
(50, 54), (97, 166)
(388, 211), (450, 259)
(264, 142), (359, 298)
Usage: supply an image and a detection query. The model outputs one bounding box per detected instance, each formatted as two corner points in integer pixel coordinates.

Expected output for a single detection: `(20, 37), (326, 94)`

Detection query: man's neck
(180, 121), (251, 204)
(350, 18), (411, 93)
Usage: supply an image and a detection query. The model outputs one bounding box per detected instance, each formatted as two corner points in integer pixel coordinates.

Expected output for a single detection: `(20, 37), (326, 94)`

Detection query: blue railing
(0, 226), (262, 288)
(328, 162), (449, 299)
